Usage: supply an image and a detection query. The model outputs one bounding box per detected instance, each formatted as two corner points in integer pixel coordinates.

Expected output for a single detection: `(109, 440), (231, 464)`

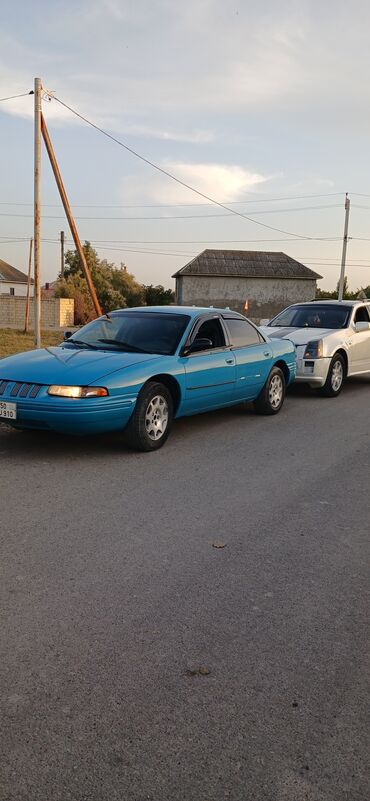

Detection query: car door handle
(225, 358), (234, 364)
(264, 351), (271, 357)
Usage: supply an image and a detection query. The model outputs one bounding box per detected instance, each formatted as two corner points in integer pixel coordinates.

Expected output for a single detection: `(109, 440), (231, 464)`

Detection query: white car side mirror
(354, 321), (370, 332)
(259, 318), (270, 326)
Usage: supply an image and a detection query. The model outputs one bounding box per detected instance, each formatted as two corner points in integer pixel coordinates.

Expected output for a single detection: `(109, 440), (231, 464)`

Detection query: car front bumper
(1, 386), (137, 435)
(295, 356), (331, 387)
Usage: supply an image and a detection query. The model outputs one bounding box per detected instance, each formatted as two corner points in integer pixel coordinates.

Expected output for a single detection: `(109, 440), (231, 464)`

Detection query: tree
(316, 276), (357, 300)
(56, 242), (145, 323)
(144, 284), (175, 305)
(55, 273), (95, 325)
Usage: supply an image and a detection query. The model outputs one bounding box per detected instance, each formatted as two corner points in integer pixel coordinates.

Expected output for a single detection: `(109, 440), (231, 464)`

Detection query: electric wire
(0, 204), (343, 221)
(0, 192), (345, 208)
(0, 91), (33, 103)
(46, 93), (329, 241)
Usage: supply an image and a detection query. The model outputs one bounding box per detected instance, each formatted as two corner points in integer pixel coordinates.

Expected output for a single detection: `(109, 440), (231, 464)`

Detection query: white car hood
(260, 326), (333, 345)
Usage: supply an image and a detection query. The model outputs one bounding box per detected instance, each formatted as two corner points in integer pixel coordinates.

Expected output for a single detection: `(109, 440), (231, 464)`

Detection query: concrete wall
(0, 282), (33, 298)
(176, 276), (317, 321)
(0, 296), (74, 329)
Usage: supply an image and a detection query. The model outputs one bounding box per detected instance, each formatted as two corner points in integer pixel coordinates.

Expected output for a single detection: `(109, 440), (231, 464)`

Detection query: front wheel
(125, 381), (173, 451)
(253, 366), (286, 415)
(319, 353), (345, 397)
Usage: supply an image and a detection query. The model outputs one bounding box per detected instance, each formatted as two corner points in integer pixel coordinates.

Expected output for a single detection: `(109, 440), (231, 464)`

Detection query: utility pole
(34, 77), (42, 348)
(41, 113), (102, 317)
(338, 193), (350, 301)
(60, 230), (65, 276)
(24, 238), (33, 334)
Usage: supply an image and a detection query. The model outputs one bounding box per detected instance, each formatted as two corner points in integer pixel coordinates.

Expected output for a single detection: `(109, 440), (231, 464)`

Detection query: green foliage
(144, 284), (175, 305)
(55, 242), (143, 324)
(316, 276), (369, 300)
(55, 242), (174, 325)
(54, 273), (95, 325)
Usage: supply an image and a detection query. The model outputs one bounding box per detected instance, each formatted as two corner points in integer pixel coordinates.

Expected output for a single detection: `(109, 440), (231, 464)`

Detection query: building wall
(0, 282), (33, 298)
(176, 276), (317, 321)
(0, 297), (74, 329)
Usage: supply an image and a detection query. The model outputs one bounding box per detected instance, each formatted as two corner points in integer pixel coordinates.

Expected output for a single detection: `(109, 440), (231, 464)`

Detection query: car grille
(0, 380), (43, 399)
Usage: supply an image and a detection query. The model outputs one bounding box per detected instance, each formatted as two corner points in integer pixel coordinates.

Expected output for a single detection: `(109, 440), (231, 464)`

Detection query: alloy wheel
(269, 374), (283, 409)
(331, 360), (343, 392)
(145, 395), (169, 441)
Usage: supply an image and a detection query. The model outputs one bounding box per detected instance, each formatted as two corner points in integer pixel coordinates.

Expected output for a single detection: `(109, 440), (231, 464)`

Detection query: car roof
(109, 305), (245, 318)
(287, 300), (369, 306)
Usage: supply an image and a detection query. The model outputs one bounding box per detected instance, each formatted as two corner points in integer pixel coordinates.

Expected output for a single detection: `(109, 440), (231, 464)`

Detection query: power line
(0, 234), (344, 244)
(0, 91), (33, 103)
(0, 204), (343, 221)
(46, 92), (329, 242)
(0, 192), (345, 208)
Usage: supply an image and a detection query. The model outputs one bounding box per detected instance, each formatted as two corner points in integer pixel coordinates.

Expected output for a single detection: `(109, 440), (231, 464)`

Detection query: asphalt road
(0, 379), (369, 801)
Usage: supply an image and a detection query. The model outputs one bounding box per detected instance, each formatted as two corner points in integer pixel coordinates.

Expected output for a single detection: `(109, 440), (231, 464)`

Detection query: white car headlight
(303, 339), (323, 359)
(48, 385), (108, 398)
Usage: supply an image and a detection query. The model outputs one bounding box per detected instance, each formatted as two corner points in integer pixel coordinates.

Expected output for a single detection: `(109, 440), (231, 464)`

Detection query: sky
(1, 0), (370, 291)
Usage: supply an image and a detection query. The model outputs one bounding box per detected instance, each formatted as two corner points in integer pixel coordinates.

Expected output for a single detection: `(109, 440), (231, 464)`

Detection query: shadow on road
(0, 376), (368, 461)
(0, 403), (256, 461)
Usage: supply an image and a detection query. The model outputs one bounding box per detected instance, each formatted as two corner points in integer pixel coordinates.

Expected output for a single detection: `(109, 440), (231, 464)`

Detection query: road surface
(0, 378), (369, 801)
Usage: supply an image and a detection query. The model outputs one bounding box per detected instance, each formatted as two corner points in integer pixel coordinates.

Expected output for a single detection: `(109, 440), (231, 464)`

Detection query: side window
(196, 318), (226, 349)
(225, 318), (262, 347)
(354, 306), (370, 323)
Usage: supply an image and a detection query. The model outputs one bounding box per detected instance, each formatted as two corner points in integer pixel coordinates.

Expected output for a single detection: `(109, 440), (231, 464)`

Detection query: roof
(0, 258), (31, 284)
(172, 250), (322, 281)
(289, 300), (370, 307)
(110, 305), (242, 318)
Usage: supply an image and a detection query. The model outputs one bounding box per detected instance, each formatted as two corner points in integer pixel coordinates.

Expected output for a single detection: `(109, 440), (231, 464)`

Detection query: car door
(223, 316), (273, 401)
(181, 314), (236, 413)
(348, 305), (370, 374)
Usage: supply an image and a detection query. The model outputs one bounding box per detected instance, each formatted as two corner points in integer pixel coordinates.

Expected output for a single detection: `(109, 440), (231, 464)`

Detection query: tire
(125, 381), (173, 451)
(319, 353), (345, 397)
(253, 366), (286, 415)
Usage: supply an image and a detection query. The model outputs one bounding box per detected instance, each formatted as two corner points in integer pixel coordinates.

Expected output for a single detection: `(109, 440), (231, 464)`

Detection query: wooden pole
(40, 113), (102, 317)
(60, 230), (65, 276)
(34, 78), (42, 347)
(24, 237), (33, 334)
(338, 193), (350, 301)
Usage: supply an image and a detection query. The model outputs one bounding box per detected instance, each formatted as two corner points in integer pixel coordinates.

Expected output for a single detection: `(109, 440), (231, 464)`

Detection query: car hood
(0, 347), (162, 384)
(260, 326), (333, 345)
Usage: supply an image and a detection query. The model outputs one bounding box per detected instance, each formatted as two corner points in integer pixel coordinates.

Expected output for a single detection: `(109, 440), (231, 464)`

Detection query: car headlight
(48, 385), (108, 398)
(303, 339), (323, 359)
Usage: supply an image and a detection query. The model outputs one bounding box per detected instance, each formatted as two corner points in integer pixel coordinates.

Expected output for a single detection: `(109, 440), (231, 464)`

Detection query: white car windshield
(269, 304), (351, 329)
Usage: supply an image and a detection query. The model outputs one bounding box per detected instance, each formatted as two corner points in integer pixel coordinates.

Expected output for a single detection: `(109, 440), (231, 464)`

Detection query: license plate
(0, 401), (17, 420)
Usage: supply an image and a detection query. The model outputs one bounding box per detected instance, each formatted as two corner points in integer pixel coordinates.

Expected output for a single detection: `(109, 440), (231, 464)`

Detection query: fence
(0, 296), (74, 329)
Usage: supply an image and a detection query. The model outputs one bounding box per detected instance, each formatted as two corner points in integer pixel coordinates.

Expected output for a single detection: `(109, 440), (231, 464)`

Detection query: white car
(259, 300), (370, 396)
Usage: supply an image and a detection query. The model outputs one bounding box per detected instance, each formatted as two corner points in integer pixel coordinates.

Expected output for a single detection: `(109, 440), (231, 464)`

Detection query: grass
(0, 329), (63, 359)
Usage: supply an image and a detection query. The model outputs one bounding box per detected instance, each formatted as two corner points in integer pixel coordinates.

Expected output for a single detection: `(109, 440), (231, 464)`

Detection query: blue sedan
(0, 307), (296, 451)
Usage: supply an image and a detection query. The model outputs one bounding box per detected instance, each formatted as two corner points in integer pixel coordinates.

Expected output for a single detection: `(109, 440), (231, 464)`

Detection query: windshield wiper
(68, 338), (99, 350)
(97, 338), (152, 353)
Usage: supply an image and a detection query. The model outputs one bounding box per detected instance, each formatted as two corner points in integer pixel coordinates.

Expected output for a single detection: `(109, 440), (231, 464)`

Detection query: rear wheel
(319, 353), (345, 397)
(254, 366), (286, 415)
(125, 381), (173, 451)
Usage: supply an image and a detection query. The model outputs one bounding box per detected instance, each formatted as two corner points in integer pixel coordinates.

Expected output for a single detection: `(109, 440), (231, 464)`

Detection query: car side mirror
(183, 337), (213, 355)
(259, 318), (270, 326)
(63, 331), (73, 340)
(354, 321), (370, 332)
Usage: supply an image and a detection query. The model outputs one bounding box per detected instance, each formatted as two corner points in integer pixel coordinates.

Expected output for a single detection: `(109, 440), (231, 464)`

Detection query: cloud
(119, 124), (215, 144)
(121, 162), (269, 205)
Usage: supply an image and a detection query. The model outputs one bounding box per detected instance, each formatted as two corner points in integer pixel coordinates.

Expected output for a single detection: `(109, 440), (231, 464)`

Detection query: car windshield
(269, 304), (351, 329)
(64, 311), (190, 355)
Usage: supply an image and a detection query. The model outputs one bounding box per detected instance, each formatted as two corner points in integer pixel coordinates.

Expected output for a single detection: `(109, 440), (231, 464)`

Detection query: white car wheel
(320, 353), (345, 397)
